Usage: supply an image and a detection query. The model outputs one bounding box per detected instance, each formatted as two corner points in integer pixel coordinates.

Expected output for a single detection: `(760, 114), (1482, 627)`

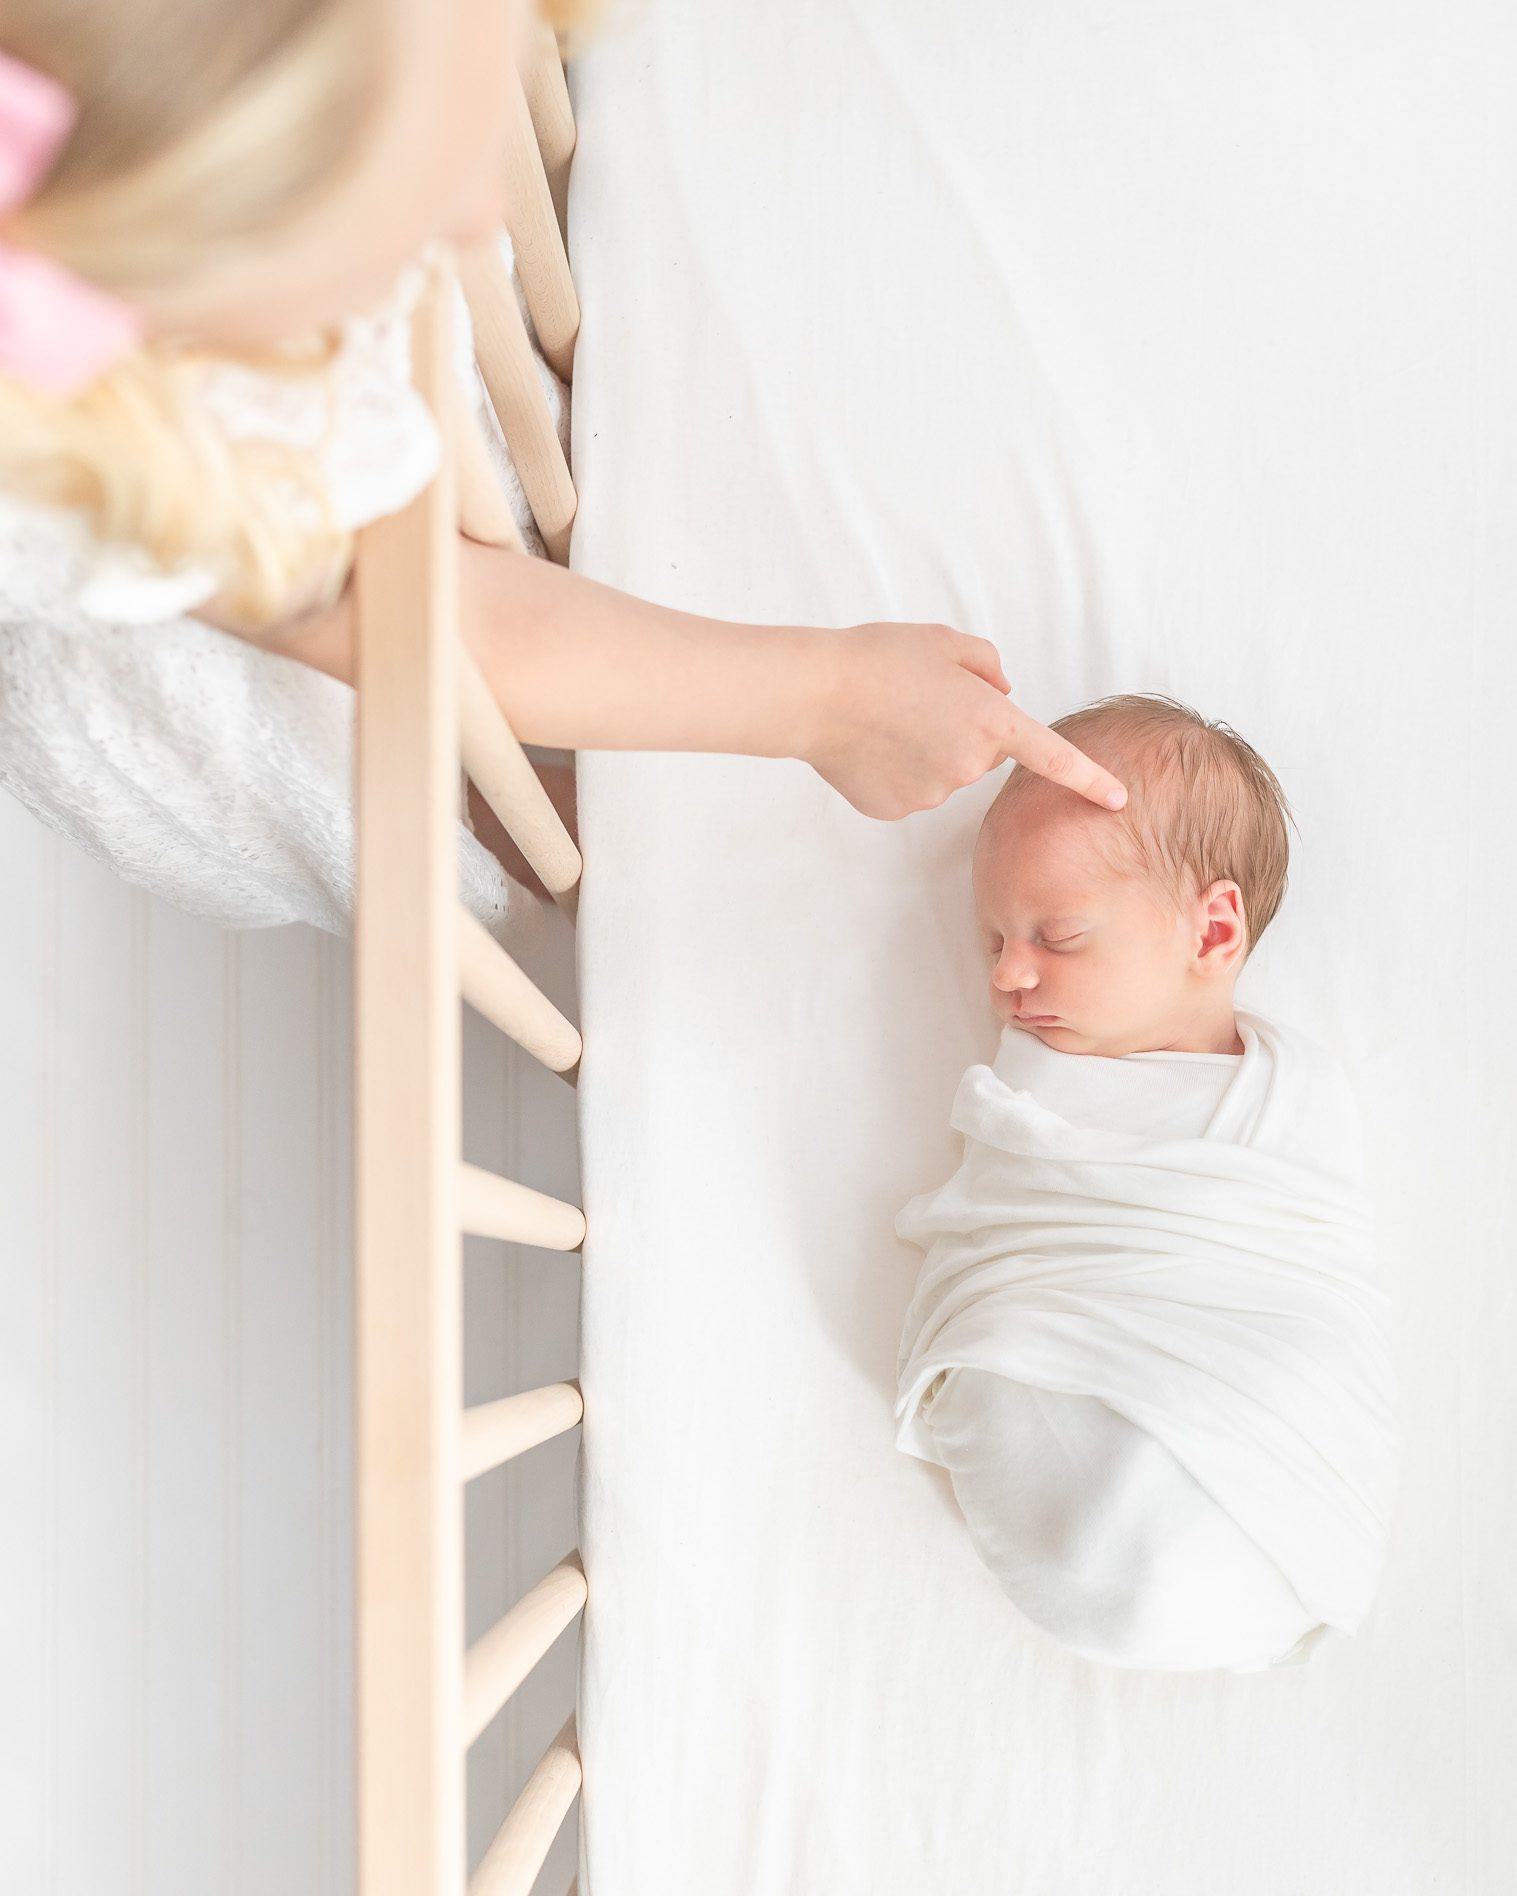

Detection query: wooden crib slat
(463, 1558), (588, 1748)
(460, 1382), (584, 1484)
(353, 268), (466, 1896)
(467, 1715), (581, 1896)
(458, 238), (577, 562)
(458, 645), (582, 920)
(457, 390), (527, 552)
(522, 23), (577, 188)
(458, 907), (582, 1077)
(502, 65), (579, 381)
(459, 1161), (586, 1251)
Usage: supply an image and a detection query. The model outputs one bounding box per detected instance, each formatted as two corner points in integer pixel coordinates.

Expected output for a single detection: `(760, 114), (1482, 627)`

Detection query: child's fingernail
(1105, 788), (1127, 809)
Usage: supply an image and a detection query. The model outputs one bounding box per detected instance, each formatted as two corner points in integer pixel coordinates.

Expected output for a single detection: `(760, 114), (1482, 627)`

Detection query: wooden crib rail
(458, 906), (581, 1074)
(457, 398), (527, 551)
(464, 1555), (589, 1749)
(354, 272), (469, 1896)
(460, 240), (577, 564)
(458, 645), (582, 918)
(353, 32), (585, 1896)
(500, 60), (579, 381)
(468, 1716), (583, 1896)
(459, 1160), (586, 1250)
(460, 1382), (585, 1485)
(522, 23), (577, 198)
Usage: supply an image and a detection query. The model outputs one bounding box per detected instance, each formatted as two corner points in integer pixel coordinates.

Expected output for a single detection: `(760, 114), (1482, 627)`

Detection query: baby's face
(972, 786), (1243, 1058)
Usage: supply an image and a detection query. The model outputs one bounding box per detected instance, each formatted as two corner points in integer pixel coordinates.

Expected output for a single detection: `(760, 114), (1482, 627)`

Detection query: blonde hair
(0, 0), (392, 622)
(993, 692), (1297, 956)
(0, 0), (593, 624)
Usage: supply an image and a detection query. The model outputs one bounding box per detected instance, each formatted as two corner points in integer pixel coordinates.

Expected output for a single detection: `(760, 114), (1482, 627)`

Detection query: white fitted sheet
(566, 3), (1517, 1890)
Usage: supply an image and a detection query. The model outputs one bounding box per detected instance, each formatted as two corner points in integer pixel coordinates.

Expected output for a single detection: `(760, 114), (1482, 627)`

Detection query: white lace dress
(0, 240), (565, 943)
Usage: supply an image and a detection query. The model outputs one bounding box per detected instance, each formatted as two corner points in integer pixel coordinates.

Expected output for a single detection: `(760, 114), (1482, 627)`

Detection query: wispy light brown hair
(992, 693), (1297, 956)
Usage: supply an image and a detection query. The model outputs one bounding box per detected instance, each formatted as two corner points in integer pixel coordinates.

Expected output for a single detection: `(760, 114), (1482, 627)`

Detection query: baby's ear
(1191, 882), (1243, 959)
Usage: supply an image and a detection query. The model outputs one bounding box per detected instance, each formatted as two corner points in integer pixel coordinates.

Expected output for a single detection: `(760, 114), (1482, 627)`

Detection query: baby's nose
(992, 953), (1034, 992)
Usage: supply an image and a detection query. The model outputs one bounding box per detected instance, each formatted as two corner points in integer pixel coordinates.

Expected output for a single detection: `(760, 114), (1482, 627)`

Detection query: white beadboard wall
(0, 794), (582, 1896)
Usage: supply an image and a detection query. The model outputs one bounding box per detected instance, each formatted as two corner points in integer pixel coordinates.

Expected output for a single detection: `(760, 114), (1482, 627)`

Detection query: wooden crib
(352, 26), (586, 1896)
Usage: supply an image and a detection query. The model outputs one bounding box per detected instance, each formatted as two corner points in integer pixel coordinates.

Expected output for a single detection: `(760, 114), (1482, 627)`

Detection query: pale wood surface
(458, 1160), (586, 1252)
(457, 393), (527, 552)
(502, 66), (580, 381)
(522, 23), (577, 185)
(353, 269), (465, 1895)
(458, 238), (577, 561)
(467, 1716), (581, 1896)
(458, 906), (582, 1075)
(458, 645), (583, 916)
(354, 50), (587, 1894)
(463, 1558), (588, 1748)
(459, 1382), (584, 1484)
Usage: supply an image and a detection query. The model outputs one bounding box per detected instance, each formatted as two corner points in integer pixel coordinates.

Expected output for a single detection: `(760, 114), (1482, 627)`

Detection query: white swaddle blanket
(895, 1008), (1401, 1671)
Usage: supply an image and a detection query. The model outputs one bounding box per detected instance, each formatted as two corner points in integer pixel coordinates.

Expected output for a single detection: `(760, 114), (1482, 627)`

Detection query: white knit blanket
(895, 1013), (1402, 1636)
(0, 239), (563, 939)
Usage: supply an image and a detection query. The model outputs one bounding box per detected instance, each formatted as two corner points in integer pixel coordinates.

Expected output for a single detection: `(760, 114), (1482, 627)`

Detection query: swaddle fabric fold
(896, 1010), (1401, 1651)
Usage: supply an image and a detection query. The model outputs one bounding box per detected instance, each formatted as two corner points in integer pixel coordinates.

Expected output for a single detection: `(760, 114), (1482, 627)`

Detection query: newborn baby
(894, 692), (1401, 1673)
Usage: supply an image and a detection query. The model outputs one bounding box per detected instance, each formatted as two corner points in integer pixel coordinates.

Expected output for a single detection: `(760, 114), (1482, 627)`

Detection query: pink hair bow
(0, 48), (140, 393)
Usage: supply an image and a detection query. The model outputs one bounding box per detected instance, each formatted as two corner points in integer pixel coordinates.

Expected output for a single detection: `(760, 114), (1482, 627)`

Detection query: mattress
(566, 3), (1517, 1890)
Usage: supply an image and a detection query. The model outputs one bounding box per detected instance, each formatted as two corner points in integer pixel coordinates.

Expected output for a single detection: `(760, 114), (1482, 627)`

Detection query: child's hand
(802, 624), (1127, 820)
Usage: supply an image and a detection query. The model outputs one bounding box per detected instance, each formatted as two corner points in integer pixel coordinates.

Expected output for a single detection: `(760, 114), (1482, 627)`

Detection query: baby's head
(974, 694), (1296, 1057)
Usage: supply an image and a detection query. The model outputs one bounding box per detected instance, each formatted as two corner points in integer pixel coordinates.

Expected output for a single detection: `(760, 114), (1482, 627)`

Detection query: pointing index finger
(998, 703), (1128, 811)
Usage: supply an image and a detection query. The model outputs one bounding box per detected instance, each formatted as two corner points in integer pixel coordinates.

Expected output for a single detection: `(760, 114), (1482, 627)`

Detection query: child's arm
(226, 539), (1128, 819)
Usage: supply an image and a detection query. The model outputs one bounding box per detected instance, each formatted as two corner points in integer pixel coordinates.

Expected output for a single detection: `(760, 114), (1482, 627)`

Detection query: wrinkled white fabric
(919, 1367), (1330, 1671)
(895, 1008), (1402, 1664)
(0, 235), (568, 940)
(568, 0), (1512, 1883)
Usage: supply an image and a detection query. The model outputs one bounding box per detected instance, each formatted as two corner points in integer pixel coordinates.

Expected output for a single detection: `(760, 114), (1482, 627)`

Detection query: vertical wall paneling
(236, 926), (326, 1895)
(223, 930), (242, 1895)
(53, 842), (136, 1893)
(2, 803), (580, 1893)
(145, 899), (231, 1891)
(317, 929), (357, 1896)
(0, 805), (54, 1891)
